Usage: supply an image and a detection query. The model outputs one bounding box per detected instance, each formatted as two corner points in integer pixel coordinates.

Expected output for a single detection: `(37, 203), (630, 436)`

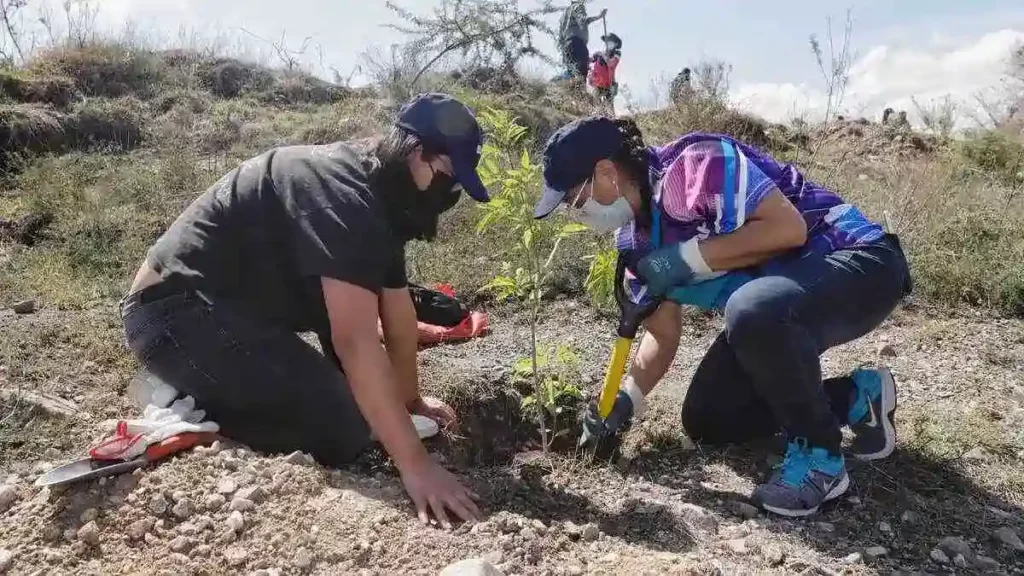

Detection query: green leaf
(558, 222), (589, 237)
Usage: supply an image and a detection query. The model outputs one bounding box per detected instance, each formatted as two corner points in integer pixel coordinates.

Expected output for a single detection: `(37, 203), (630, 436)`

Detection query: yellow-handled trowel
(579, 254), (662, 450)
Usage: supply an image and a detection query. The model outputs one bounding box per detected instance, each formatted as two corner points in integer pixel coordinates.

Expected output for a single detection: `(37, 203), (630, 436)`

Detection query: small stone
(530, 519), (546, 535)
(938, 536), (972, 559)
(519, 528), (537, 541)
(77, 521), (100, 546)
(900, 511), (919, 523)
(930, 548), (950, 564)
(864, 546), (888, 559)
(878, 521), (892, 534)
(169, 536), (192, 553)
(727, 501), (759, 520)
(149, 494), (169, 515)
(194, 545), (212, 557)
(79, 508), (99, 524)
(144, 532), (159, 545)
(815, 522), (835, 533)
(963, 447), (988, 461)
(470, 522), (495, 535)
(236, 486), (266, 503)
(599, 553), (620, 564)
(724, 539), (747, 555)
(284, 451), (314, 466)
(953, 554), (968, 569)
(128, 518), (154, 541)
(294, 547), (312, 568)
(877, 343), (897, 357)
(64, 528), (77, 542)
(0, 549), (12, 573)
(843, 552), (863, 564)
(205, 493), (226, 511)
(172, 499), (194, 519)
(227, 511), (245, 533)
(0, 486), (17, 512)
(12, 300), (35, 314)
(563, 521), (581, 539)
(224, 547), (248, 567)
(994, 527), (1024, 551)
(438, 558), (504, 576)
(974, 555), (1001, 572)
(229, 497), (254, 512)
(217, 478), (238, 494)
(155, 519), (166, 530)
(581, 524), (599, 542)
(677, 503), (719, 534)
(763, 546), (785, 566)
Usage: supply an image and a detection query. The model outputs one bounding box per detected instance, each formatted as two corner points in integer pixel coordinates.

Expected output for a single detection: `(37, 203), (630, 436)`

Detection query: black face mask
(376, 162), (461, 244)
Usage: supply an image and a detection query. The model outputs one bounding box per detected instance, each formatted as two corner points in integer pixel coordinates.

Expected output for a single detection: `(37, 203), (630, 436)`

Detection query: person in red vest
(589, 33), (622, 113)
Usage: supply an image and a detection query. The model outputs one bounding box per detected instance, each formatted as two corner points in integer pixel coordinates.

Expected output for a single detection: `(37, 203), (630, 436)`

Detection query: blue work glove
(581, 390), (634, 442)
(635, 239), (703, 297)
(667, 271), (754, 311)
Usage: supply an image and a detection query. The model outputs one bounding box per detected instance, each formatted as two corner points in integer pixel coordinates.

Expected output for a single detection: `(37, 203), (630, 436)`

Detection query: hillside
(0, 43), (1022, 575)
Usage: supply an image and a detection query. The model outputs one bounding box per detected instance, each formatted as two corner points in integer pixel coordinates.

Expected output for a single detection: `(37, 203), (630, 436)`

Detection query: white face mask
(571, 177), (635, 233)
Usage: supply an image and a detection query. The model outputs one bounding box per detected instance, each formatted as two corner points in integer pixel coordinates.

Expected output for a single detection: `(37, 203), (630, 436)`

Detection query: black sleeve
(292, 207), (391, 294)
(383, 244), (408, 289)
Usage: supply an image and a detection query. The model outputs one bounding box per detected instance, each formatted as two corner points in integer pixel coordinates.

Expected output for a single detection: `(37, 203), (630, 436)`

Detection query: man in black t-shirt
(120, 93), (488, 527)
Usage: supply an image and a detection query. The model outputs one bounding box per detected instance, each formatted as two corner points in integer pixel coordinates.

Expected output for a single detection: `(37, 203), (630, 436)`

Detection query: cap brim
(533, 184), (567, 219)
(450, 153), (489, 203)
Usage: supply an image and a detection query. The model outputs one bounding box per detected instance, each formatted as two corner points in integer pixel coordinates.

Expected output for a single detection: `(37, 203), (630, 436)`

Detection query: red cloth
(589, 54), (619, 88)
(378, 284), (490, 346)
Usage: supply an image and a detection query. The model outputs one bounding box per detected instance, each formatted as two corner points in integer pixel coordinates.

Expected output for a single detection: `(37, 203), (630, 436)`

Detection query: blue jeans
(119, 280), (371, 465)
(680, 235), (912, 454)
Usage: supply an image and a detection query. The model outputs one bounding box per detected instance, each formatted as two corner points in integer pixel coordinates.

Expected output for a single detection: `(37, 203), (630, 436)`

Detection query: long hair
(609, 117), (652, 215)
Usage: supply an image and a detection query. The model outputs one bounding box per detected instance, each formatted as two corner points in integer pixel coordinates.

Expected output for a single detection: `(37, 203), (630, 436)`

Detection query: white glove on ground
(90, 395), (220, 461)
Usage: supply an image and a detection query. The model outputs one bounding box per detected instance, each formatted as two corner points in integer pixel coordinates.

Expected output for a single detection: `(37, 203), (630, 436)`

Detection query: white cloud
(731, 29), (1024, 128)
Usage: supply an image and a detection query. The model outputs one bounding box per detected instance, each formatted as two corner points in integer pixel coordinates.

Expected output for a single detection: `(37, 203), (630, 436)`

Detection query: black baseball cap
(396, 93), (490, 202)
(534, 116), (623, 219)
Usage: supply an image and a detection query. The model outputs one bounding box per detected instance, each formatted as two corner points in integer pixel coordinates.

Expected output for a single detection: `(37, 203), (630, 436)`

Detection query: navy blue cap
(534, 116), (623, 218)
(396, 93), (489, 202)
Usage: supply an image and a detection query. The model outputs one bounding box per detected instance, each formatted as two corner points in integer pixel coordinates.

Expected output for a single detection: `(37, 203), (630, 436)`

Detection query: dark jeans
(119, 282), (371, 466)
(680, 235), (912, 454)
(562, 37), (589, 79)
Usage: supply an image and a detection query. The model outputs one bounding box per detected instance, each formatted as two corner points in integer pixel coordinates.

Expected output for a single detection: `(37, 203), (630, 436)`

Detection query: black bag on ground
(408, 283), (469, 327)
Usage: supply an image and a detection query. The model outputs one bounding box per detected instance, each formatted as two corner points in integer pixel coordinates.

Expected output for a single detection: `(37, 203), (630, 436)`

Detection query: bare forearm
(381, 290), (421, 407)
(387, 339), (418, 406)
(628, 303), (681, 395)
(700, 219), (805, 271)
(334, 337), (428, 469)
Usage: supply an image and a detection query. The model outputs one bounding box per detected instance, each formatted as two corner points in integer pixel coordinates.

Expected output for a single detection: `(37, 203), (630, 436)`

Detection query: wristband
(679, 237), (713, 276)
(622, 376), (648, 419)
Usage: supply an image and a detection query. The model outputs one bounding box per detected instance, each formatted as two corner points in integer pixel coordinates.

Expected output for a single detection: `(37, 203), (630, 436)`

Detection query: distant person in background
(670, 67), (693, 106)
(589, 32), (621, 114)
(558, 1), (607, 87)
(882, 108), (894, 125)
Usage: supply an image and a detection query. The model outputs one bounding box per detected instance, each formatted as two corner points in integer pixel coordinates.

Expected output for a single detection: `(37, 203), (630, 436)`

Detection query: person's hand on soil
(400, 459), (481, 529)
(410, 396), (457, 428)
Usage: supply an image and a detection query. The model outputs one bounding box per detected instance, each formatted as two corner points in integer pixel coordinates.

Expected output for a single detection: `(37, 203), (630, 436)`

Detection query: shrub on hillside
(956, 130), (1024, 186)
(29, 44), (165, 99)
(65, 97), (145, 151)
(200, 58), (275, 99)
(636, 98), (771, 150)
(255, 73), (350, 106)
(0, 70), (78, 108)
(152, 89), (212, 115)
(0, 103), (66, 174)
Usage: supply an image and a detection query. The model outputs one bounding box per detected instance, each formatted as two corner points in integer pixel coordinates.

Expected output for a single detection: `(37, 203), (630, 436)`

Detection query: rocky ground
(1, 299), (1023, 575)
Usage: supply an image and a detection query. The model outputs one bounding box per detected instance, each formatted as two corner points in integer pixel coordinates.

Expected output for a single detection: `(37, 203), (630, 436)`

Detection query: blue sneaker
(847, 367), (898, 460)
(752, 439), (849, 517)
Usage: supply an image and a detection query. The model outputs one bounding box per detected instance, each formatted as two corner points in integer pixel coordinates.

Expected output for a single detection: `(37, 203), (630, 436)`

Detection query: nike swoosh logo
(864, 399), (880, 428)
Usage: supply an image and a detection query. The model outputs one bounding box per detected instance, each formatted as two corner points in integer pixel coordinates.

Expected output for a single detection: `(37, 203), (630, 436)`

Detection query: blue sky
(38, 1), (1024, 125)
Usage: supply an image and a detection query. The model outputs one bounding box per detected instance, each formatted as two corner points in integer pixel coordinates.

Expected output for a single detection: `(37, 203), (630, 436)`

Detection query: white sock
(622, 376), (648, 419)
